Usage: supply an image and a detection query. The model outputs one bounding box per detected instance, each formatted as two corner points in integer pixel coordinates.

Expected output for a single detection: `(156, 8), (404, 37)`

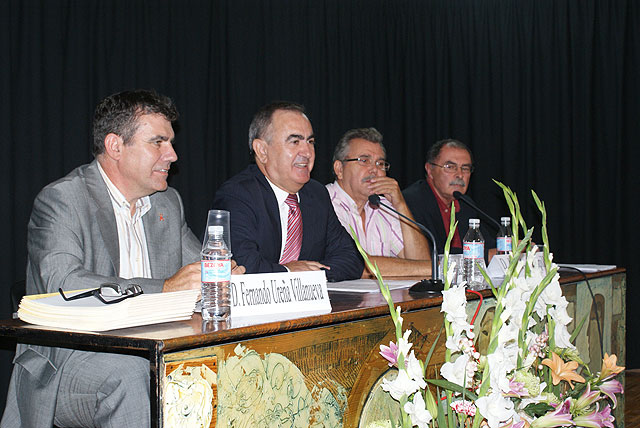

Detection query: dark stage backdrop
(1, 0), (638, 414)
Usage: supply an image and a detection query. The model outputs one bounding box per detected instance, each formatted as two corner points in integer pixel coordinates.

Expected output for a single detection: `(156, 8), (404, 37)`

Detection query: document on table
(327, 279), (418, 293)
(557, 264), (617, 273)
(18, 289), (200, 332)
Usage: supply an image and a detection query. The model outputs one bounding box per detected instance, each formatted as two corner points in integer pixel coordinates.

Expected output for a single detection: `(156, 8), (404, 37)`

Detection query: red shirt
(428, 181), (462, 249)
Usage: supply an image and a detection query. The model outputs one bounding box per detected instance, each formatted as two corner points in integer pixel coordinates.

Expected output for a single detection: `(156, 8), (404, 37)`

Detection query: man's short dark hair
(92, 89), (178, 156)
(332, 127), (385, 163)
(248, 101), (306, 156)
(426, 139), (473, 164)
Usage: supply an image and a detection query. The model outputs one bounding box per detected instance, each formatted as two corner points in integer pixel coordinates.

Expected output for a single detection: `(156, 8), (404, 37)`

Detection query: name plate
(229, 270), (331, 318)
(486, 252), (549, 280)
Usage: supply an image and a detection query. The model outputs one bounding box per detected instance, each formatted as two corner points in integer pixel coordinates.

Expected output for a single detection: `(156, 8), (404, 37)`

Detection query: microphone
(452, 191), (505, 234)
(368, 194), (443, 293)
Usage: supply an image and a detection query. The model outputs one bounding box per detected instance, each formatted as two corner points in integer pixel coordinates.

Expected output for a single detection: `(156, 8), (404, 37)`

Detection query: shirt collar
(330, 181), (358, 209)
(427, 180), (460, 213)
(265, 175), (299, 205)
(96, 161), (151, 214)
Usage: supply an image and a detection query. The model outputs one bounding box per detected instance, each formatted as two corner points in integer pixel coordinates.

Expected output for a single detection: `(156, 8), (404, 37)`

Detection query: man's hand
(367, 176), (405, 208)
(163, 261), (201, 292)
(163, 260), (245, 292)
(283, 260), (330, 272)
(231, 259), (246, 274)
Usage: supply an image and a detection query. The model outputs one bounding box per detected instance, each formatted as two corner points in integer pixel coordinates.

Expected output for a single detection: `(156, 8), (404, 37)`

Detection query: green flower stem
(349, 226), (407, 370)
(531, 190), (552, 273)
(517, 266), (558, 367)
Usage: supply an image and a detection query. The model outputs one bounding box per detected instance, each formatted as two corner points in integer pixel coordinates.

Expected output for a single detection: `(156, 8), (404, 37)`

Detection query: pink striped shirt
(326, 181), (404, 257)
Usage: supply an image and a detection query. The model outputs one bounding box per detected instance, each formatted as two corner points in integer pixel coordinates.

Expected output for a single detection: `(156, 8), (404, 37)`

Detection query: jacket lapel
(253, 166), (284, 256)
(84, 161), (120, 274)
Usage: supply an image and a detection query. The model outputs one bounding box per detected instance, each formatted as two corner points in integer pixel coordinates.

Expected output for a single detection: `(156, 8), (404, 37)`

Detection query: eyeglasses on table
(58, 283), (143, 305)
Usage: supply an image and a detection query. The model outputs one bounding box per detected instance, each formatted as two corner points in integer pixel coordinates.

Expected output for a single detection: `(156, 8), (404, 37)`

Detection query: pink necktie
(280, 194), (302, 264)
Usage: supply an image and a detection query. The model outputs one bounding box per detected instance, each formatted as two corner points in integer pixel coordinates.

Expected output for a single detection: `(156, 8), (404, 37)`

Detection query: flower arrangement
(355, 182), (624, 428)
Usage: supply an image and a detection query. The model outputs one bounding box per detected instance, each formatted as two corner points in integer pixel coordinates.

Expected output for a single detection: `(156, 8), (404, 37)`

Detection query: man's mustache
(449, 178), (466, 186)
(361, 175), (376, 183)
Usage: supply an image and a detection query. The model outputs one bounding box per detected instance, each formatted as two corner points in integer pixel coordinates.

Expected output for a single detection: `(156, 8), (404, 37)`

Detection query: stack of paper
(18, 288), (200, 332)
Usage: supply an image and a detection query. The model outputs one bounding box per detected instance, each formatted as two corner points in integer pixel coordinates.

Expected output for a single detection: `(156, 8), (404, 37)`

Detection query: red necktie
(280, 194), (302, 264)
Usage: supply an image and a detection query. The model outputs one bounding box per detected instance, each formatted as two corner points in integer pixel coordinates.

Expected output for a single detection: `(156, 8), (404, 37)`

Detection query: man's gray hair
(248, 101), (306, 156)
(426, 139), (473, 164)
(332, 127), (386, 164)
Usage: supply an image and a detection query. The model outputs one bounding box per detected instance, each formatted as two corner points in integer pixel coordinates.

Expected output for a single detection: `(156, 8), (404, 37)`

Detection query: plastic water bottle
(496, 216), (512, 255)
(201, 225), (231, 320)
(463, 218), (485, 289)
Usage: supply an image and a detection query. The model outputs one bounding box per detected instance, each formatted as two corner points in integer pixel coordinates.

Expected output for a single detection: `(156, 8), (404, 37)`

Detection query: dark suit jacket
(403, 179), (496, 256)
(213, 164), (363, 282)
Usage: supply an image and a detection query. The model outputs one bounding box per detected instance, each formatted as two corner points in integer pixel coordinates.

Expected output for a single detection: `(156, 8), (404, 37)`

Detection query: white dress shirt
(97, 162), (152, 279)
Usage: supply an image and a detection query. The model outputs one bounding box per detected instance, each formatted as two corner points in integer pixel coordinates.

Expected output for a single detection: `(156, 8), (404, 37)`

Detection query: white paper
(327, 279), (417, 293)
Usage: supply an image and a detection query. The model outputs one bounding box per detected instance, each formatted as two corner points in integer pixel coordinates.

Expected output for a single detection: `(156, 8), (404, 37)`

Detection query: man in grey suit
(1, 90), (242, 427)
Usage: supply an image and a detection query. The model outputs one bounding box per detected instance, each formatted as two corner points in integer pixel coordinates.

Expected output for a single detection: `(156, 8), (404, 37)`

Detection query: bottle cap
(208, 225), (224, 235)
(469, 218), (480, 226)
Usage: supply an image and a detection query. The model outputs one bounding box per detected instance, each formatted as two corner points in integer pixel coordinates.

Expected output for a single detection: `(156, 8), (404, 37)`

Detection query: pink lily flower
(597, 379), (623, 409)
(379, 341), (399, 367)
(529, 399), (573, 428)
(572, 404), (615, 428)
(500, 421), (525, 428)
(572, 383), (601, 412)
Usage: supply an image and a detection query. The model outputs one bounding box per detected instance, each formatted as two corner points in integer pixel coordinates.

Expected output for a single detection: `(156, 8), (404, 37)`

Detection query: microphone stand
(368, 195), (443, 293)
(453, 191), (505, 235)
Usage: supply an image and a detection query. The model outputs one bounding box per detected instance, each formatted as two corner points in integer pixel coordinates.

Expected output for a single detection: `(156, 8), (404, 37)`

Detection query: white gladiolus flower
(549, 306), (572, 326)
(381, 369), (420, 400)
(446, 329), (465, 352)
(396, 306), (404, 326)
(553, 323), (575, 349)
(487, 347), (515, 394)
(501, 289), (526, 324)
(397, 329), (413, 360)
(446, 260), (458, 285)
(475, 392), (516, 428)
(403, 391), (432, 428)
(498, 321), (519, 347)
(441, 353), (470, 387)
(405, 351), (427, 389)
(441, 284), (468, 323)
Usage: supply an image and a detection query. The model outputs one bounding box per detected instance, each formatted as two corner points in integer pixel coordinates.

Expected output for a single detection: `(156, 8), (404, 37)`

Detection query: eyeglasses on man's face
(341, 156), (391, 172)
(429, 162), (474, 174)
(59, 283), (143, 305)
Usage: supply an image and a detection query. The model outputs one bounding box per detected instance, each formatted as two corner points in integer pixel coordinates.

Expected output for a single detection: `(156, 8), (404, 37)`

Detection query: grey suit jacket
(1, 160), (201, 428)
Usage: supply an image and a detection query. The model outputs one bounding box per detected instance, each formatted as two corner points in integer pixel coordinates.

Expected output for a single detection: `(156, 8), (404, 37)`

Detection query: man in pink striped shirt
(326, 128), (432, 278)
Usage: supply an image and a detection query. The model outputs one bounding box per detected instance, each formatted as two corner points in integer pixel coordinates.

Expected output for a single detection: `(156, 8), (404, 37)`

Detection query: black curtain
(1, 0), (638, 414)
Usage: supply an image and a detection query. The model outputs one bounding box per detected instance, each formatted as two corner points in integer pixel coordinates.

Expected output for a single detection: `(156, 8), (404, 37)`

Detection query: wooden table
(0, 268), (626, 427)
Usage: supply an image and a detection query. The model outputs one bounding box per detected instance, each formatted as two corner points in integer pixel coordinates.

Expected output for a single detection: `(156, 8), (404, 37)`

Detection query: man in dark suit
(213, 102), (363, 282)
(403, 139), (496, 256)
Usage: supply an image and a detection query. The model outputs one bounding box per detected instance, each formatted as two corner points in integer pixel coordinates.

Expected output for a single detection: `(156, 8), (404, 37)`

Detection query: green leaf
(523, 402), (555, 418)
(425, 379), (479, 401)
(424, 387), (438, 420)
(569, 312), (589, 344)
(436, 387), (447, 428)
(424, 323), (444, 369)
(443, 203), (457, 290)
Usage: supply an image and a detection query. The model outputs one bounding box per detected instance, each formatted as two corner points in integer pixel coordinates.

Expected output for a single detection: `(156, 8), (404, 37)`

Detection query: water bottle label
(463, 241), (484, 259)
(201, 259), (231, 282)
(497, 237), (512, 252)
